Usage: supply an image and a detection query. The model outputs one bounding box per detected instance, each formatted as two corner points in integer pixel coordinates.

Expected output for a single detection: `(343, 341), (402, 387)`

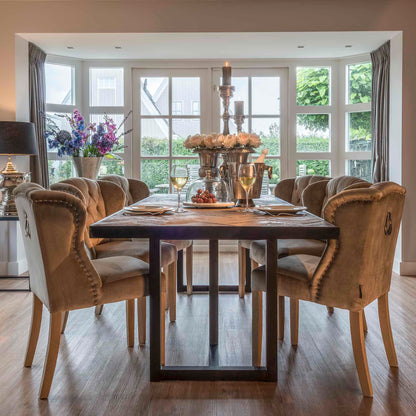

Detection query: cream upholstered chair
(238, 175), (329, 297)
(14, 183), (166, 399)
(251, 182), (405, 397)
(101, 174), (194, 295)
(50, 178), (176, 346)
(249, 175), (372, 335)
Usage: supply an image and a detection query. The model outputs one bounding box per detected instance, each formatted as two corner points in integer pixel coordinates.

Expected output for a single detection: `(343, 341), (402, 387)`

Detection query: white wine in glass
(238, 163), (256, 212)
(170, 165), (188, 213)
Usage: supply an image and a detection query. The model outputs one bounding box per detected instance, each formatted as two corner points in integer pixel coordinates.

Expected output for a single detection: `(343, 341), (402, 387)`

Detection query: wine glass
(170, 165), (189, 213)
(238, 163), (257, 212)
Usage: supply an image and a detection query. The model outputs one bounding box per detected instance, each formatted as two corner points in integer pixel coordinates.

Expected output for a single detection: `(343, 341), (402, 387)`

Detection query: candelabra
(218, 85), (235, 135)
(233, 114), (245, 133)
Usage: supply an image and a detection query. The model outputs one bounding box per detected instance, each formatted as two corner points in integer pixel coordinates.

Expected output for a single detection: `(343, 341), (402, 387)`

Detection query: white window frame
(212, 67), (288, 181)
(45, 55), (372, 185)
(83, 63), (131, 176)
(132, 68), (210, 192)
(338, 55), (372, 178)
(291, 61), (337, 178)
(45, 56), (82, 179)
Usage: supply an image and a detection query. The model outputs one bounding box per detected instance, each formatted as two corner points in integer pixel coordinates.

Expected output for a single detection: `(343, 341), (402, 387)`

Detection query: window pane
(90, 114), (125, 147)
(297, 160), (330, 177)
(348, 63), (372, 104)
(46, 112), (72, 153)
(45, 63), (74, 105)
(141, 77), (169, 115)
(172, 119), (200, 156)
(296, 67), (330, 106)
(251, 118), (280, 156)
(141, 159), (169, 193)
(172, 77), (200, 116)
(90, 68), (124, 106)
(252, 77), (280, 115)
(347, 160), (372, 182)
(141, 119), (169, 156)
(296, 114), (330, 152)
(347, 111), (371, 152)
(99, 158), (124, 176)
(48, 160), (73, 184)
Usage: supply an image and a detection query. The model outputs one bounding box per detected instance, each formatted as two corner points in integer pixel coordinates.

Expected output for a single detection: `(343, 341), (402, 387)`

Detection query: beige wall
(1, 0), (415, 270)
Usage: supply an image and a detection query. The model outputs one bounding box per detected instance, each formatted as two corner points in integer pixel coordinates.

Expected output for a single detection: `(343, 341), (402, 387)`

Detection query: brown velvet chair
(101, 174), (194, 296)
(50, 178), (177, 346)
(251, 182), (405, 397)
(238, 175), (329, 297)
(14, 183), (166, 399)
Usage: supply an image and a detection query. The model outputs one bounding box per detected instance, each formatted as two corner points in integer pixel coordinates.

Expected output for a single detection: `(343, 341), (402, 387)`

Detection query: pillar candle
(222, 62), (231, 86)
(234, 101), (244, 116)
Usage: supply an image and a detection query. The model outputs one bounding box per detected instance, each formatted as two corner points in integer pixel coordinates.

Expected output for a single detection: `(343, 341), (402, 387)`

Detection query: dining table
(89, 194), (339, 382)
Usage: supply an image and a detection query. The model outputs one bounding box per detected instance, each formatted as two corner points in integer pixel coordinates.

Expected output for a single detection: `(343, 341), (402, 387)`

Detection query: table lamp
(0, 121), (38, 216)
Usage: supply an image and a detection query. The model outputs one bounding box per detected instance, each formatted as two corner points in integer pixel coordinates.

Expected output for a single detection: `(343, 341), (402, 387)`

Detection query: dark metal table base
(150, 239), (277, 382)
(0, 276), (30, 292)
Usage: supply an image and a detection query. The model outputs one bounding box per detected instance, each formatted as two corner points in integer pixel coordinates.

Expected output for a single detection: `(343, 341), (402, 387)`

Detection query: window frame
(338, 55), (372, 178)
(45, 56), (82, 181)
(132, 68), (210, 193)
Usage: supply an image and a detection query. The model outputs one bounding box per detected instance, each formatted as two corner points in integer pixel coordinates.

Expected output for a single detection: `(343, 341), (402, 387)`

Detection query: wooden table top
(90, 195), (339, 241)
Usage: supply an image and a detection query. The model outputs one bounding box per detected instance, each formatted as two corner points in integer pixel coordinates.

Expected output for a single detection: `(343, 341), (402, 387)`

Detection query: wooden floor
(1, 252), (416, 415)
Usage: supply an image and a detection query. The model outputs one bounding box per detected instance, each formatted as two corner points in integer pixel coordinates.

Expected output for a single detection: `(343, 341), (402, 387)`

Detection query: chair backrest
(274, 175), (329, 206)
(50, 177), (125, 248)
(310, 182), (405, 311)
(14, 183), (102, 313)
(302, 175), (371, 217)
(100, 174), (150, 205)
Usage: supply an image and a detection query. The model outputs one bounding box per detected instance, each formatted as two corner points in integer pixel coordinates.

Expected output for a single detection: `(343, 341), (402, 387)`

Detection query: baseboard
(399, 261), (416, 277)
(0, 258), (28, 276)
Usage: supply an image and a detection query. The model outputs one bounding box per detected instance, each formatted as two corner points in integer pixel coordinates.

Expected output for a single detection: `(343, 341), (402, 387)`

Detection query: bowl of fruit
(185, 178), (233, 208)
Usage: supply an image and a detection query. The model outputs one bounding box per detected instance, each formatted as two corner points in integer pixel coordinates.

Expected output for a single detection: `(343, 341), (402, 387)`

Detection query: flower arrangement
(44, 110), (132, 158)
(184, 132), (261, 151)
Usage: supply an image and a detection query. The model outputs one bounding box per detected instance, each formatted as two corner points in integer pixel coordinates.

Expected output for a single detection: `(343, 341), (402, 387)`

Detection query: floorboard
(0, 253), (415, 415)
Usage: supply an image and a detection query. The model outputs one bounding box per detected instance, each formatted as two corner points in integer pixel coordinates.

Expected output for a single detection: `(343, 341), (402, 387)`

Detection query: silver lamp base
(0, 172), (30, 216)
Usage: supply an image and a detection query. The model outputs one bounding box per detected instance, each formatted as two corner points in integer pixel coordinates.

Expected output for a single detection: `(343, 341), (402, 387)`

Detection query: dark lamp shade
(0, 121), (38, 155)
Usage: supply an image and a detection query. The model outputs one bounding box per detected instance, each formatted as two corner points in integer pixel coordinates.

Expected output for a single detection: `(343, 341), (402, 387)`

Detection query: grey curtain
(371, 41), (390, 183)
(29, 42), (49, 187)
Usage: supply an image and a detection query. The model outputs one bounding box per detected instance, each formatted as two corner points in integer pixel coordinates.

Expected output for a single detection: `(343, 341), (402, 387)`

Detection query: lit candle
(222, 62), (232, 86)
(234, 101), (244, 116)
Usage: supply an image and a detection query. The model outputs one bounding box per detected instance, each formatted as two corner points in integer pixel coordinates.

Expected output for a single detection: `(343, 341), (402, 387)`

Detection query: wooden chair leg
(363, 310), (368, 333)
(290, 299), (299, 346)
(350, 310), (373, 397)
(95, 305), (104, 315)
(137, 297), (146, 346)
(378, 293), (398, 367)
(39, 312), (62, 399)
(60, 311), (69, 334)
(24, 294), (43, 367)
(161, 291), (166, 366)
(278, 296), (285, 341)
(327, 306), (334, 315)
(186, 245), (193, 295)
(126, 299), (134, 348)
(168, 261), (177, 322)
(238, 243), (246, 298)
(251, 290), (263, 367)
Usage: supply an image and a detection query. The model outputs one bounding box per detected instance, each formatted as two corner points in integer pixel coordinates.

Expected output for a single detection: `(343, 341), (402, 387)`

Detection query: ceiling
(20, 31), (398, 60)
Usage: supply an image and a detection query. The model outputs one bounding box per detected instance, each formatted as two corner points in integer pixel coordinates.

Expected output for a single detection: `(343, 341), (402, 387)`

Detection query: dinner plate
(183, 202), (235, 209)
(124, 205), (171, 214)
(257, 205), (307, 214)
